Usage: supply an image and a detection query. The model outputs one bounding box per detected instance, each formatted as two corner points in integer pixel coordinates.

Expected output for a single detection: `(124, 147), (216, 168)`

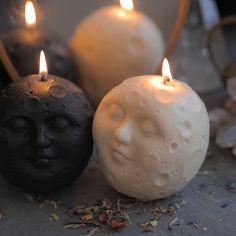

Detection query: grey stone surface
(0, 144), (236, 236)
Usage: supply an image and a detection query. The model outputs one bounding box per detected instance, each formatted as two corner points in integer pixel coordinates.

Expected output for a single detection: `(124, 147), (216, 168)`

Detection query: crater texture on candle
(70, 5), (164, 107)
(93, 75), (209, 201)
(0, 75), (93, 193)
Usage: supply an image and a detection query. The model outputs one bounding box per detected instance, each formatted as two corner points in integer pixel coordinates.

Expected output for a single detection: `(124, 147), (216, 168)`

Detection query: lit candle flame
(162, 58), (173, 84)
(39, 51), (48, 75)
(120, 0), (134, 11)
(25, 1), (36, 25)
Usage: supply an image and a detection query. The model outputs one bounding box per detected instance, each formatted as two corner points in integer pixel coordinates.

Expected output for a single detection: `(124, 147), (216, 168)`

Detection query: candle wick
(163, 76), (171, 85)
(40, 72), (48, 82)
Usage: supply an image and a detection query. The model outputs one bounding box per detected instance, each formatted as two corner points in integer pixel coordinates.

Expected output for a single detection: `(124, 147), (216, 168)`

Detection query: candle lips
(0, 51), (93, 194)
(70, 0), (164, 108)
(0, 1), (77, 90)
(93, 59), (209, 201)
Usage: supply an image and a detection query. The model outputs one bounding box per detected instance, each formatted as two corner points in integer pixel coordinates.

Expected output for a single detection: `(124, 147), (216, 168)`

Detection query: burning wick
(39, 50), (48, 81)
(162, 58), (173, 86)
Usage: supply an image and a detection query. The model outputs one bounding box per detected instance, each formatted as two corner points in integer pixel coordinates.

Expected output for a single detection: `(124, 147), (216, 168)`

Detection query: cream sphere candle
(93, 59), (209, 201)
(70, 0), (164, 108)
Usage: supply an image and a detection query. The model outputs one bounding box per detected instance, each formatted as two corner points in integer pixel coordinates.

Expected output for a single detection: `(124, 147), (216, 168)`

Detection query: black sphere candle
(0, 52), (93, 193)
(0, 1), (77, 90)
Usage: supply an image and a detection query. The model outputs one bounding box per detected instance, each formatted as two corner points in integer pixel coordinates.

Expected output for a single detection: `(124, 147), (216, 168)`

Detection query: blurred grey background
(39, 0), (180, 42)
(38, 0), (224, 93)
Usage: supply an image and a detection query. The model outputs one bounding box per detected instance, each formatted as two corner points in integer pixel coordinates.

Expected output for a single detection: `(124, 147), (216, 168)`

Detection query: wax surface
(70, 5), (164, 107)
(93, 75), (209, 201)
(0, 75), (93, 193)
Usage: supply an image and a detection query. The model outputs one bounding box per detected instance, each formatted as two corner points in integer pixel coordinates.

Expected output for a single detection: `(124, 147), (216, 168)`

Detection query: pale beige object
(93, 75), (209, 201)
(70, 5), (164, 107)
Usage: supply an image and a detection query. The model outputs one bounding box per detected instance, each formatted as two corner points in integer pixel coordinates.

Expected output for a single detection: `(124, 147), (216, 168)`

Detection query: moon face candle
(70, 1), (164, 107)
(0, 75), (93, 193)
(93, 71), (209, 201)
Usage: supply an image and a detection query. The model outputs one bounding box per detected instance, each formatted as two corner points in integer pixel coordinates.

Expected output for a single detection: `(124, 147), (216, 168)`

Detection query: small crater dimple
(177, 121), (193, 139)
(3, 86), (18, 97)
(184, 121), (192, 130)
(49, 85), (66, 98)
(170, 142), (178, 153)
(155, 173), (170, 187)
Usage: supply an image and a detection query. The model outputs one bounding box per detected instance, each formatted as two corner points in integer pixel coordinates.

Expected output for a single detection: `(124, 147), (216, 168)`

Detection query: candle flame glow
(162, 58), (173, 84)
(120, 0), (134, 11)
(39, 51), (48, 74)
(25, 1), (36, 25)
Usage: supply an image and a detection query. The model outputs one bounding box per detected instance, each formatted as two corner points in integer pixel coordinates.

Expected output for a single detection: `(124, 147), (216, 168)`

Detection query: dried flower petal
(81, 213), (93, 221)
(50, 213), (60, 221)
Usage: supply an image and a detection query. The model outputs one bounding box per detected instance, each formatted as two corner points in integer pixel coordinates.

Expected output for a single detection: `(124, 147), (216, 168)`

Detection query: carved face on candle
(93, 76), (209, 201)
(0, 75), (93, 193)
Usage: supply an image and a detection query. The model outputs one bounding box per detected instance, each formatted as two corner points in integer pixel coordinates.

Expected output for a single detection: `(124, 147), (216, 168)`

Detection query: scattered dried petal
(81, 213), (94, 221)
(74, 207), (85, 215)
(50, 213), (60, 221)
(99, 212), (109, 223)
(109, 219), (127, 229)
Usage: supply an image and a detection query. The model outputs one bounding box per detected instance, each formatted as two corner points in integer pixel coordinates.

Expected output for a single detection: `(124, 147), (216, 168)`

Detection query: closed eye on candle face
(6, 117), (32, 134)
(47, 116), (71, 131)
(108, 103), (125, 121)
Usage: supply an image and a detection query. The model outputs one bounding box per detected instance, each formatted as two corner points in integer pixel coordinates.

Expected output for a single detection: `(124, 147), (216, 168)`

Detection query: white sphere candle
(93, 59), (209, 201)
(70, 1), (164, 107)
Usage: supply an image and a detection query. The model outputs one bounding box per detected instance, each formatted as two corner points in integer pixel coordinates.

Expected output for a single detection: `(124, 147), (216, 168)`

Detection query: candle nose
(114, 122), (133, 144)
(36, 125), (50, 150)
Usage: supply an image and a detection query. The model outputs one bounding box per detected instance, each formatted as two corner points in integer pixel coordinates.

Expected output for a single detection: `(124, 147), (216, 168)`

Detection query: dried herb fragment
(187, 222), (199, 229)
(225, 182), (236, 193)
(139, 219), (159, 230)
(81, 213), (94, 221)
(109, 219), (127, 229)
(64, 223), (86, 229)
(85, 227), (100, 236)
(99, 212), (109, 223)
(50, 213), (60, 221)
(168, 218), (182, 230)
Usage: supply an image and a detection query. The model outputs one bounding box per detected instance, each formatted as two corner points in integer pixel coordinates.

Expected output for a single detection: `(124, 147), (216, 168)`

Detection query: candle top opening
(25, 1), (36, 26)
(120, 0), (134, 11)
